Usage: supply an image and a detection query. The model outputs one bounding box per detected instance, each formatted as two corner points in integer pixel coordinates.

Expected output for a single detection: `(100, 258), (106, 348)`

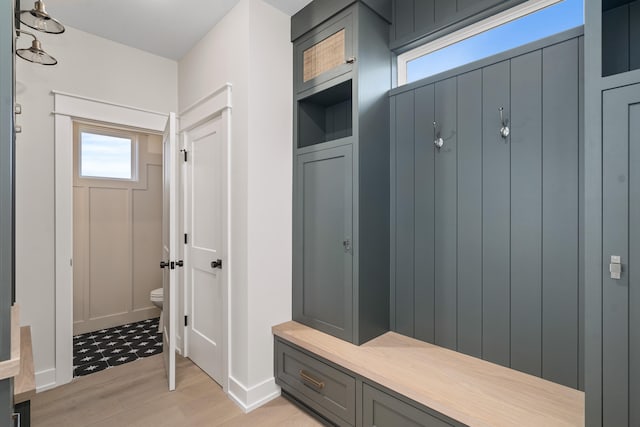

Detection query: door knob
(160, 261), (170, 269)
(211, 259), (222, 269)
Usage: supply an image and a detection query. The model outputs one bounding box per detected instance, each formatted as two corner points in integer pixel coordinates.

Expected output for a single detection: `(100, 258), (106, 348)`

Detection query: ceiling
(37, 0), (312, 60)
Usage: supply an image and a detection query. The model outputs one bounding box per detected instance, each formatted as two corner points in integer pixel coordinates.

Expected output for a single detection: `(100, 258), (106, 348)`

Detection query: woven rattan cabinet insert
(294, 12), (354, 94)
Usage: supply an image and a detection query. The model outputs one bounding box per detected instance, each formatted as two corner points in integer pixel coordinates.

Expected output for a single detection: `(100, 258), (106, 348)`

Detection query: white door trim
(179, 83), (232, 393)
(53, 91), (168, 388)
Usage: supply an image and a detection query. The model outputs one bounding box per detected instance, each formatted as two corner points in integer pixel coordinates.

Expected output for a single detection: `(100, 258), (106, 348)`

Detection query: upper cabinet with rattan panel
(292, 0), (390, 95)
(295, 13), (354, 94)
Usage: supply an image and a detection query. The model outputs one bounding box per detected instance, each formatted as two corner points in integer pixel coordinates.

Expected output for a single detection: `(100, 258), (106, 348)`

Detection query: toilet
(150, 287), (163, 334)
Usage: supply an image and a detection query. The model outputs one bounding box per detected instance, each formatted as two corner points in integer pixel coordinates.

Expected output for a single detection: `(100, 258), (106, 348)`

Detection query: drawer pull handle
(299, 370), (325, 389)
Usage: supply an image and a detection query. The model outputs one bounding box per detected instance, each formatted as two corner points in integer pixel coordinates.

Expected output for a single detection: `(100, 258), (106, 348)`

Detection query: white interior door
(162, 112), (178, 391)
(185, 115), (225, 386)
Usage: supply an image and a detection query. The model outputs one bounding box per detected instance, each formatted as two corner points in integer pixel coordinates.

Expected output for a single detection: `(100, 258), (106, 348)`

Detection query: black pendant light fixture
(16, 30), (57, 65)
(19, 0), (65, 34)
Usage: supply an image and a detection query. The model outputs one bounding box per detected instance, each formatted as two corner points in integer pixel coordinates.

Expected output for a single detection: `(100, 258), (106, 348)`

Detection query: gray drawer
(276, 339), (356, 425)
(362, 383), (453, 427)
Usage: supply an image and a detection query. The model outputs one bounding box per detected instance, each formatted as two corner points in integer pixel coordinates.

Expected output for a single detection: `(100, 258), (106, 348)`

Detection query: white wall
(179, 0), (292, 411)
(16, 26), (178, 389)
(246, 0), (294, 388)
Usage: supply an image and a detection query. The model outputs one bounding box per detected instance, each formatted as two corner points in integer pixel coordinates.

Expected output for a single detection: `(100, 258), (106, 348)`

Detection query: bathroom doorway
(71, 122), (164, 377)
(72, 122), (163, 334)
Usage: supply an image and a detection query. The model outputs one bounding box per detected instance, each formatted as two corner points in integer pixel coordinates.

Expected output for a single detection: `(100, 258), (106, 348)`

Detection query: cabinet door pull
(299, 369), (325, 389)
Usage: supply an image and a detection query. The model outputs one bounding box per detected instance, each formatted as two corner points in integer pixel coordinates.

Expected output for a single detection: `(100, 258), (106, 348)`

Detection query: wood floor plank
(32, 355), (322, 427)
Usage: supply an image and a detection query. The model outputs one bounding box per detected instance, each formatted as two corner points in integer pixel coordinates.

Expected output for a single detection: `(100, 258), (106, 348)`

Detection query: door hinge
(184, 233), (188, 244)
(170, 261), (175, 270)
(184, 315), (188, 327)
(180, 149), (188, 162)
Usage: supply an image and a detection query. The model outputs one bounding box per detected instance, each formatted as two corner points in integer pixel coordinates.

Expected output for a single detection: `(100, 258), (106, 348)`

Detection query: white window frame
(77, 124), (139, 182)
(397, 0), (563, 86)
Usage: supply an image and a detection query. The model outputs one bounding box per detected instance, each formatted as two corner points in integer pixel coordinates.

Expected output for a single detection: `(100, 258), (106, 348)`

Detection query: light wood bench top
(15, 326), (36, 404)
(0, 305), (21, 381)
(273, 321), (585, 427)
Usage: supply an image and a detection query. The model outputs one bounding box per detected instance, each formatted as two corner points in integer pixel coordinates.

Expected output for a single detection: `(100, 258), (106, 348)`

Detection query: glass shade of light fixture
(19, 1), (65, 34)
(16, 30), (57, 66)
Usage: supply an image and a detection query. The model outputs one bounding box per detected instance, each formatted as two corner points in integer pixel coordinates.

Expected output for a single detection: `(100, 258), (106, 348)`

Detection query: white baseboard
(227, 376), (281, 413)
(35, 368), (57, 392)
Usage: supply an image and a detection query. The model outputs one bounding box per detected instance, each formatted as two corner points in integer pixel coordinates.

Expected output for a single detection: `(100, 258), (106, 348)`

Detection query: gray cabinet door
(275, 339), (356, 425)
(294, 11), (354, 94)
(362, 383), (453, 427)
(602, 82), (640, 427)
(293, 145), (353, 342)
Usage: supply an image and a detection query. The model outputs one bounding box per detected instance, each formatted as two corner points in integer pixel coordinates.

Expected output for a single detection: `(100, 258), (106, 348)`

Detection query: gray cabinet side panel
(584, 1), (603, 423)
(602, 5), (629, 76)
(541, 39), (580, 389)
(578, 36), (585, 392)
(394, 91), (415, 337)
(630, 100), (640, 427)
(481, 60), (511, 367)
(414, 84), (436, 343)
(390, 97), (397, 331)
(456, 70), (483, 358)
(356, 3), (391, 343)
(434, 77), (458, 350)
(509, 50), (543, 377)
(631, 2), (640, 71)
(0, 0), (13, 362)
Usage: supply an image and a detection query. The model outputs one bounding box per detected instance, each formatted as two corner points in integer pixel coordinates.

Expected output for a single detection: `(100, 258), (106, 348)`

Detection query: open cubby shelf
(298, 79), (353, 148)
(602, 0), (640, 77)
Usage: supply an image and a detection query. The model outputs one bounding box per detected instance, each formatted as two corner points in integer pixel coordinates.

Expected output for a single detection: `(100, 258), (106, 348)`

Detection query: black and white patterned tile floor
(73, 318), (163, 378)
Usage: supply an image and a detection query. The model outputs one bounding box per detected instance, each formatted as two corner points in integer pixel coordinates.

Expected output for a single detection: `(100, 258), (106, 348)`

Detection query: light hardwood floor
(32, 355), (322, 427)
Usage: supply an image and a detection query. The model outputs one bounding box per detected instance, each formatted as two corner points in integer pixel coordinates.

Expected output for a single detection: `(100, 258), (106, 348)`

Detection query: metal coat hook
(433, 121), (444, 149)
(499, 107), (510, 139)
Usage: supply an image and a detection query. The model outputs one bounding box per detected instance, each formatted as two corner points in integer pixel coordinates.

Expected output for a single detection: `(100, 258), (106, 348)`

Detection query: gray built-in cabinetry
(390, 28), (584, 390)
(0, 0), (14, 423)
(585, 1), (640, 426)
(274, 337), (462, 427)
(292, 0), (391, 345)
(390, 0), (527, 51)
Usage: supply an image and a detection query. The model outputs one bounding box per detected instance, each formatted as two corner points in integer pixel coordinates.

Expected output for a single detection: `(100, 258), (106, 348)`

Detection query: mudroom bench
(273, 321), (584, 427)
